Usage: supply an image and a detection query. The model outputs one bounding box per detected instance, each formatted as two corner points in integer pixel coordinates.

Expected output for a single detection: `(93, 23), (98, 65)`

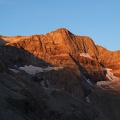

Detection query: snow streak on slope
(83, 76), (93, 86)
(8, 68), (19, 73)
(80, 53), (93, 59)
(19, 65), (63, 75)
(106, 68), (119, 82)
(97, 68), (120, 88)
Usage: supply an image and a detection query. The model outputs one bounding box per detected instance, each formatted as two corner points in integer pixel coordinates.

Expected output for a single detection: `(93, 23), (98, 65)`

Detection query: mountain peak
(54, 28), (70, 32)
(48, 28), (73, 35)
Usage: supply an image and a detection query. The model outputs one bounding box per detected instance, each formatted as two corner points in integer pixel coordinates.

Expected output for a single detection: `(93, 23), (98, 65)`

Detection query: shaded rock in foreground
(0, 70), (108, 120)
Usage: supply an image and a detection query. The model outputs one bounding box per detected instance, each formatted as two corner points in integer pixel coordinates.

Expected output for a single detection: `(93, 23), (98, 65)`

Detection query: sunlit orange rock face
(3, 28), (99, 64)
(97, 45), (120, 78)
(0, 28), (120, 81)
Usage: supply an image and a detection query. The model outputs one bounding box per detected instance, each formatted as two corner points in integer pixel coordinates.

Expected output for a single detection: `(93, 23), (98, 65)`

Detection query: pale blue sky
(0, 0), (120, 51)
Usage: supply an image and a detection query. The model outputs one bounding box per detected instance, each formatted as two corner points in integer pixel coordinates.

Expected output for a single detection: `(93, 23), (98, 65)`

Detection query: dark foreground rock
(0, 70), (108, 120)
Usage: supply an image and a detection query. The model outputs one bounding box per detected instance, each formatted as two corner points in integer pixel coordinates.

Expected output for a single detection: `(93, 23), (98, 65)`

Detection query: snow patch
(8, 68), (19, 73)
(97, 68), (120, 87)
(96, 81), (109, 87)
(19, 65), (63, 75)
(80, 53), (93, 59)
(84, 76), (93, 86)
(106, 68), (119, 82)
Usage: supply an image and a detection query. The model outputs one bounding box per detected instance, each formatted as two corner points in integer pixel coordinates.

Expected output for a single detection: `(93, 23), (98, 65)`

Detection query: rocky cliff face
(97, 45), (120, 77)
(0, 28), (112, 82)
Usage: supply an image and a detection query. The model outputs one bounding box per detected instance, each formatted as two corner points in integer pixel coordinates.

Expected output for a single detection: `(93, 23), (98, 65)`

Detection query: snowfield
(97, 68), (120, 88)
